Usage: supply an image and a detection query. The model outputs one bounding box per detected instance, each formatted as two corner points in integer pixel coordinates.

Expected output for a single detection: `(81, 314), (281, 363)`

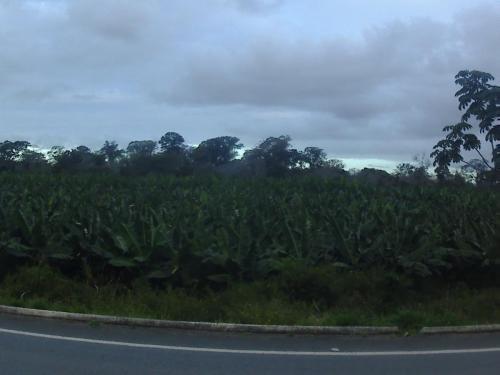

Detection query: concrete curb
(0, 305), (398, 336)
(421, 325), (500, 334)
(2, 305), (498, 336)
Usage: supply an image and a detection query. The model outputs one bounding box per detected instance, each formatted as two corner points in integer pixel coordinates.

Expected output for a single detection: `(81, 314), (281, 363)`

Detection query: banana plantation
(0, 173), (499, 289)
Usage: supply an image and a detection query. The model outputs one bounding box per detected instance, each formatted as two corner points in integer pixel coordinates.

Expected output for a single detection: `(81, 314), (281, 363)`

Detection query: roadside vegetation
(0, 174), (498, 330)
(1, 264), (500, 331)
(0, 70), (498, 329)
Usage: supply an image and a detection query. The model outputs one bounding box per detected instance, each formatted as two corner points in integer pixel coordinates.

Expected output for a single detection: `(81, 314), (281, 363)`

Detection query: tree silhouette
(432, 70), (499, 182)
(0, 141), (31, 170)
(302, 147), (327, 169)
(19, 149), (47, 170)
(159, 132), (186, 154)
(127, 140), (157, 157)
(193, 136), (243, 166)
(244, 135), (298, 177)
(0, 134), (351, 178)
(99, 141), (124, 164)
(0, 140), (30, 161)
(52, 145), (104, 172)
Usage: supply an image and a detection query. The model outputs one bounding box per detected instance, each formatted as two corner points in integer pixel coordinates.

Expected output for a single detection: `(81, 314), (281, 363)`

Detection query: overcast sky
(0, 0), (499, 169)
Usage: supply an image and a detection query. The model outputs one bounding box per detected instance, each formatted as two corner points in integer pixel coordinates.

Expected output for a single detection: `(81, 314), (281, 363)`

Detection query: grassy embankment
(1, 265), (500, 331)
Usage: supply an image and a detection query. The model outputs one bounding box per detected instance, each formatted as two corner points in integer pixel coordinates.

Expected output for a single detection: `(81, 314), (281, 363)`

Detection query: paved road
(0, 313), (499, 374)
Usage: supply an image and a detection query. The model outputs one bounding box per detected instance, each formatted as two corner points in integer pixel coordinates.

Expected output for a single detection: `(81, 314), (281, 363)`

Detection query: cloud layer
(0, 0), (499, 165)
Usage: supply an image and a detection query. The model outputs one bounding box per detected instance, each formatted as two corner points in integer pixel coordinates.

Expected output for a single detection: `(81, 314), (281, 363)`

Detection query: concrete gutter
(0, 305), (398, 336)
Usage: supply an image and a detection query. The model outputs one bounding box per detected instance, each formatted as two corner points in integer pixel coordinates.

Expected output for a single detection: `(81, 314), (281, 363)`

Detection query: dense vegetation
(0, 173), (498, 328)
(0, 174), (498, 287)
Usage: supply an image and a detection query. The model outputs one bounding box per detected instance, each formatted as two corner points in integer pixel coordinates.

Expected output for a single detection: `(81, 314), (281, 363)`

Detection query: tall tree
(19, 149), (48, 170)
(193, 136), (243, 166)
(0, 141), (30, 161)
(431, 70), (500, 182)
(99, 141), (124, 164)
(126, 140), (157, 158)
(244, 135), (297, 176)
(324, 159), (345, 170)
(302, 146), (327, 169)
(48, 146), (64, 164)
(159, 132), (186, 154)
(0, 140), (31, 170)
(52, 145), (104, 172)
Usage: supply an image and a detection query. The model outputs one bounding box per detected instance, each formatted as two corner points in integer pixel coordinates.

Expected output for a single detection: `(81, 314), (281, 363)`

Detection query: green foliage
(243, 135), (299, 177)
(1, 265), (500, 328)
(193, 136), (243, 166)
(1, 134), (351, 178)
(392, 310), (426, 331)
(126, 140), (157, 157)
(302, 147), (327, 169)
(99, 141), (125, 164)
(432, 70), (500, 181)
(51, 145), (106, 173)
(159, 132), (186, 154)
(0, 140), (30, 161)
(277, 261), (412, 309)
(0, 141), (34, 171)
(0, 174), (498, 290)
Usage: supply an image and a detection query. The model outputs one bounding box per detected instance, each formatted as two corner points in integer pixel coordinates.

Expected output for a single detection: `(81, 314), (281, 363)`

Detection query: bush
(277, 261), (414, 308)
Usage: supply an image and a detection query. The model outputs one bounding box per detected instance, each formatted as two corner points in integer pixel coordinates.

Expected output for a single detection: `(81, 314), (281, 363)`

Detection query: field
(0, 173), (499, 329)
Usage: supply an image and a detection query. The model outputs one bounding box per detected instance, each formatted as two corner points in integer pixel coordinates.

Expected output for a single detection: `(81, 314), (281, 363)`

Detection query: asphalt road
(0, 313), (499, 374)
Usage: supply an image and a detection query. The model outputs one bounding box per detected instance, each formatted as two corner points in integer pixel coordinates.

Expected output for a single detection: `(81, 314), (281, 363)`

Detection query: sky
(0, 0), (499, 170)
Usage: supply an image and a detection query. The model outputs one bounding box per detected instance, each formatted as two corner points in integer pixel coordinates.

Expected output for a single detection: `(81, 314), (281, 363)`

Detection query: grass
(1, 265), (500, 332)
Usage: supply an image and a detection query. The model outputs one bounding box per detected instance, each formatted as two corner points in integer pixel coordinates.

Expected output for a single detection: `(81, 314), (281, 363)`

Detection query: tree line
(1, 69), (498, 184)
(0, 133), (474, 186)
(0, 134), (350, 178)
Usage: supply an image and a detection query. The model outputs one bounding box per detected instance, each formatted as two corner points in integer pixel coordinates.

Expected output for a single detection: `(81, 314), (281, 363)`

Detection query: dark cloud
(164, 17), (465, 119)
(68, 0), (158, 41)
(158, 4), (499, 161)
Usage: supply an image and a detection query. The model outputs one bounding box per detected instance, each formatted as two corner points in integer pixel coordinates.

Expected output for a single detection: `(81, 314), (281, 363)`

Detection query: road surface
(0, 313), (499, 374)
